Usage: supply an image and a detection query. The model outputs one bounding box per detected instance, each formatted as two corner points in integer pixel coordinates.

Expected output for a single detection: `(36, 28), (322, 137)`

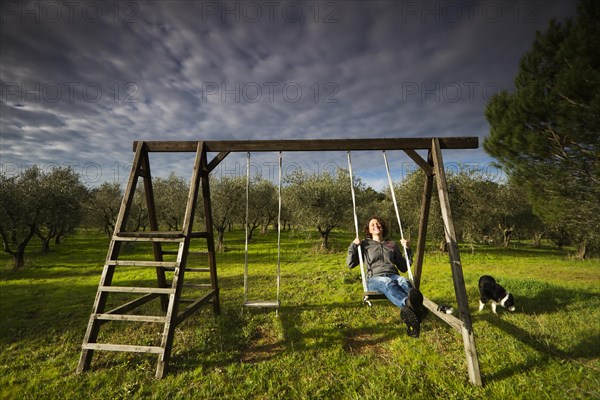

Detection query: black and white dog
(478, 275), (515, 314)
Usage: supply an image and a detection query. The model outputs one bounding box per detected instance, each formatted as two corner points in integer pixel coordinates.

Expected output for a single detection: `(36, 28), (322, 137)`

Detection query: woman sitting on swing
(347, 216), (428, 337)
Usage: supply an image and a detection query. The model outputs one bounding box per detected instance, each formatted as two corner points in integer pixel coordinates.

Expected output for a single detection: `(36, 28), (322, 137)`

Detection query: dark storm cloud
(0, 0), (578, 188)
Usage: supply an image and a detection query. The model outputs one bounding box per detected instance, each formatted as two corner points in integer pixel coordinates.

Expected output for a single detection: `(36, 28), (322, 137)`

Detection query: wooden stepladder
(77, 141), (220, 379)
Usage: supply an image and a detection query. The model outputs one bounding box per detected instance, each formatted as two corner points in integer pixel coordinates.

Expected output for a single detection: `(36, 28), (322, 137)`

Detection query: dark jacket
(347, 239), (410, 279)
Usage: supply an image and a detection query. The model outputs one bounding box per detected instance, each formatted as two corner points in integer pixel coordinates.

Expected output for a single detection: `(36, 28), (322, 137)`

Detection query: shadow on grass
(473, 283), (600, 384)
(504, 282), (597, 316)
(278, 302), (400, 352)
(168, 301), (402, 375)
(481, 318), (600, 384)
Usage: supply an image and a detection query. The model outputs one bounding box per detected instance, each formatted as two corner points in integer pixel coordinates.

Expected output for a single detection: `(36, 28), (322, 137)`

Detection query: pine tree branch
(557, 92), (591, 109)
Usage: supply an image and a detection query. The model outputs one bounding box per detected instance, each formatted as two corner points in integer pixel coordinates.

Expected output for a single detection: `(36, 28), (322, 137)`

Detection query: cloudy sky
(1, 0), (577, 190)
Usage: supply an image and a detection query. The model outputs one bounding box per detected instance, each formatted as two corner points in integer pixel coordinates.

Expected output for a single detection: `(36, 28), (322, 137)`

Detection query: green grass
(1, 229), (599, 399)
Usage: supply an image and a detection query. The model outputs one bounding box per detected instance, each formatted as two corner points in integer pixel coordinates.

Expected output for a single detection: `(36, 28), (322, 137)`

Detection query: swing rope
(243, 152), (250, 304)
(275, 151), (282, 306)
(346, 151), (368, 293)
(382, 151), (414, 282)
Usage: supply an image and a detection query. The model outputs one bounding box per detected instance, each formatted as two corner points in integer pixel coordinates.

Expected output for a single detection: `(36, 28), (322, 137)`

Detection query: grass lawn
(1, 229), (599, 399)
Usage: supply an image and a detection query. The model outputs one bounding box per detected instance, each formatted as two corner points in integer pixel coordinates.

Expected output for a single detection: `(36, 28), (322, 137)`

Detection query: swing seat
(363, 291), (387, 306)
(243, 300), (280, 308)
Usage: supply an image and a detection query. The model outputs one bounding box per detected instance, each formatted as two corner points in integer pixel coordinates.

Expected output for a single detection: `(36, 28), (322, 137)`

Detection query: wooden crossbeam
(132, 137), (478, 153)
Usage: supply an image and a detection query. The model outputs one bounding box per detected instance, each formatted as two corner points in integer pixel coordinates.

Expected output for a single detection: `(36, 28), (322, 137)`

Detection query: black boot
(400, 306), (420, 338)
(406, 288), (428, 321)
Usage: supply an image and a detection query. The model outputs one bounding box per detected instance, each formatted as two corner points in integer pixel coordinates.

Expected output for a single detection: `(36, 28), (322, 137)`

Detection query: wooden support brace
(403, 149), (433, 176)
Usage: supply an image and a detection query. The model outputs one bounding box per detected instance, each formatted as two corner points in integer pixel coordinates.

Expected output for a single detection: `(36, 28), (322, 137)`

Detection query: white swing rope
(346, 151), (369, 293)
(275, 151), (282, 307)
(243, 152), (251, 304)
(382, 151), (414, 283)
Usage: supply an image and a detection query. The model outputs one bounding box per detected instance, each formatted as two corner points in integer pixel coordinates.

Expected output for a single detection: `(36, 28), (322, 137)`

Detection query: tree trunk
(216, 229), (225, 252)
(575, 239), (588, 260)
(40, 237), (51, 254)
(439, 237), (447, 253)
(55, 226), (66, 245)
(317, 226), (331, 251)
(1, 225), (36, 270)
(104, 220), (114, 238)
(499, 225), (513, 248)
(532, 232), (543, 248)
(320, 232), (329, 250)
(247, 221), (260, 241)
(36, 226), (57, 254)
(13, 249), (26, 270)
(13, 229), (36, 270)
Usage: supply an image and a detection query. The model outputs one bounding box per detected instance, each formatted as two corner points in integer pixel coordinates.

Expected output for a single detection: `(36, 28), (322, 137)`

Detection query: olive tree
(248, 177), (278, 238)
(87, 182), (122, 238)
(35, 166), (88, 252)
(153, 172), (188, 231)
(284, 169), (351, 250)
(0, 166), (44, 268)
(210, 175), (245, 251)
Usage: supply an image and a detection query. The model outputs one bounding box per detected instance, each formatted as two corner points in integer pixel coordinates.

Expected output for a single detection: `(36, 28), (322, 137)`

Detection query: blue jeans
(367, 274), (412, 308)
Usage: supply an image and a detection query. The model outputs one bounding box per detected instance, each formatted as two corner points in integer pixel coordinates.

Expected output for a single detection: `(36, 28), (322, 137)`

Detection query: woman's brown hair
(363, 216), (388, 239)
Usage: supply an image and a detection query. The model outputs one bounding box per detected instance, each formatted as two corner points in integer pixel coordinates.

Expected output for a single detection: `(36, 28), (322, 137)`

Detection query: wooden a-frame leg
(139, 150), (169, 311)
(77, 143), (146, 373)
(412, 149), (434, 289)
(431, 138), (482, 386)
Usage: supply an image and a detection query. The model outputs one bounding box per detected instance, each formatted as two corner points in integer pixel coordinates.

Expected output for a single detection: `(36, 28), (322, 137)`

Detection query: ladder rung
(99, 286), (174, 294)
(118, 231), (184, 238)
(114, 231), (208, 242)
(82, 343), (163, 354)
(106, 260), (178, 268)
(94, 313), (167, 323)
(114, 231), (184, 243)
(243, 300), (280, 308)
(161, 267), (209, 273)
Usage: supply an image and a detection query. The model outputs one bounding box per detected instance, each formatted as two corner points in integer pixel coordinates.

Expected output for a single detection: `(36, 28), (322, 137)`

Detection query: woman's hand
(400, 238), (410, 248)
(353, 237), (360, 245)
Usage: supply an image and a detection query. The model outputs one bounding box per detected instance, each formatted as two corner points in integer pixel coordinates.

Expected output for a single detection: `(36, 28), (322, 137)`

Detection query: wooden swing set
(77, 137), (483, 386)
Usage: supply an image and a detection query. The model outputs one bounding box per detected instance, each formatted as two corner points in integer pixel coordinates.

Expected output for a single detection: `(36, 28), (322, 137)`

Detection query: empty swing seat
(243, 300), (280, 308)
(242, 152), (282, 313)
